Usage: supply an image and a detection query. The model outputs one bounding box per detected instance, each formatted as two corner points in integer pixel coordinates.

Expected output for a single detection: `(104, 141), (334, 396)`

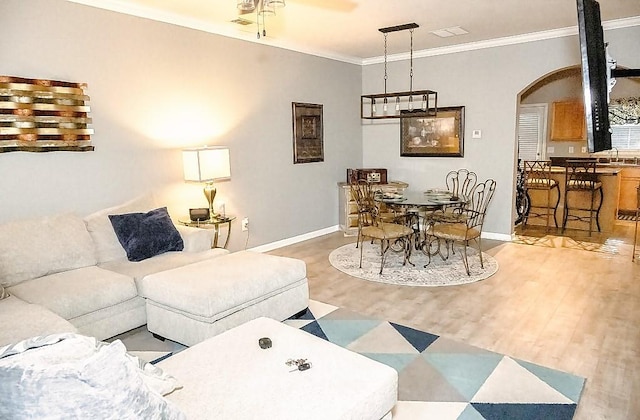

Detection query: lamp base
(203, 182), (217, 220)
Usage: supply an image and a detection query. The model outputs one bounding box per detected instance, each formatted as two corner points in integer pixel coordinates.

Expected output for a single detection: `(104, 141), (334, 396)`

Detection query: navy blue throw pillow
(108, 207), (184, 262)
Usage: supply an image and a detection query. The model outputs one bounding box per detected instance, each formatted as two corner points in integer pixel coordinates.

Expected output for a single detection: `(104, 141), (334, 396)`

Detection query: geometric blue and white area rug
(119, 300), (585, 420)
(284, 300), (586, 420)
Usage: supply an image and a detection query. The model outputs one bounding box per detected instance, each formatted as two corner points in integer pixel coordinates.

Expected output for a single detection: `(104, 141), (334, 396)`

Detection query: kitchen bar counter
(549, 166), (622, 175)
(525, 166), (620, 232)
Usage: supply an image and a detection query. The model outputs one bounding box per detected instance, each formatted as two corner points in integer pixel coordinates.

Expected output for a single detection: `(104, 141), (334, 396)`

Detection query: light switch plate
(472, 129), (482, 139)
(581, 147), (587, 153)
(569, 146), (575, 153)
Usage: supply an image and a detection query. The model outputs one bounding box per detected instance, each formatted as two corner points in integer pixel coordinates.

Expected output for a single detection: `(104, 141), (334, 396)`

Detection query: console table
(338, 181), (408, 236)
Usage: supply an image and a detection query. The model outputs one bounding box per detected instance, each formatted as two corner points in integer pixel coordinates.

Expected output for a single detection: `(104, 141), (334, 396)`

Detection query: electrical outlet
(581, 146), (587, 153)
(241, 217), (249, 232)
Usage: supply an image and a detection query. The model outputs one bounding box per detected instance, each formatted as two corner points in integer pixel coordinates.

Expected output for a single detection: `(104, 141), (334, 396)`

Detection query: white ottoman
(138, 251), (309, 346)
(158, 317), (398, 420)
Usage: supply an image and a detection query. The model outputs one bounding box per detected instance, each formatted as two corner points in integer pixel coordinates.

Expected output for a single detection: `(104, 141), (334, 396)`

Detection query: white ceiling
(68, 0), (640, 64)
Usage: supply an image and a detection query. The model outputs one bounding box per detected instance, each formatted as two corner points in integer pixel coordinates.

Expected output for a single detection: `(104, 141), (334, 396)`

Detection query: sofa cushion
(174, 224), (215, 253)
(99, 248), (229, 282)
(0, 333), (185, 420)
(7, 266), (138, 321)
(84, 194), (157, 264)
(109, 207), (184, 262)
(0, 213), (97, 288)
(0, 296), (77, 347)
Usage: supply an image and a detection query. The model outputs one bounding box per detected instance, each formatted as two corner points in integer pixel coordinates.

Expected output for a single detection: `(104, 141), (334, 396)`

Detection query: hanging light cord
(383, 33), (388, 95)
(262, 3), (267, 37)
(256, 7), (260, 38)
(409, 28), (414, 97)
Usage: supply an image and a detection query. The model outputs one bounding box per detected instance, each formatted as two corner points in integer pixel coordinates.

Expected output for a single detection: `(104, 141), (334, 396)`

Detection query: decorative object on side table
(182, 146), (231, 219)
(292, 102), (323, 164)
(189, 208), (210, 222)
(400, 106), (464, 157)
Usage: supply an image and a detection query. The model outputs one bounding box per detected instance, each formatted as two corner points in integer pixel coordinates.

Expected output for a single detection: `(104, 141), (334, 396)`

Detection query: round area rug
(329, 241), (498, 287)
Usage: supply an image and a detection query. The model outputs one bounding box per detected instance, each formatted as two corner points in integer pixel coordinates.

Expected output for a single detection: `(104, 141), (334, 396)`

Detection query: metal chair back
(445, 169), (477, 199)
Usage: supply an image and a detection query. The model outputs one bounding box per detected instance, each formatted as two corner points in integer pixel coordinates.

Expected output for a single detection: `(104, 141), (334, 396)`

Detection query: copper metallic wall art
(0, 75), (94, 153)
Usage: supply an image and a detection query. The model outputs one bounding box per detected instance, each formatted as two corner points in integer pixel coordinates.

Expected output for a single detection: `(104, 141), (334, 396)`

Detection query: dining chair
(358, 200), (414, 275)
(445, 169), (478, 202)
(350, 180), (402, 249)
(426, 168), (478, 226)
(425, 178), (497, 275)
(522, 160), (560, 231)
(562, 159), (602, 236)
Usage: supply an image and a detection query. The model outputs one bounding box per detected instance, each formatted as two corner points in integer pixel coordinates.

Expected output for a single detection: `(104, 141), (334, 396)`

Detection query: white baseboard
(248, 225), (341, 253)
(249, 225), (512, 254)
(481, 231), (513, 242)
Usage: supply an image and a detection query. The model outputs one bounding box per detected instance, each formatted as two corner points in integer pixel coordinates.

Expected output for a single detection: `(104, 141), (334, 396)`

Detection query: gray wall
(0, 0), (363, 251)
(362, 25), (640, 238)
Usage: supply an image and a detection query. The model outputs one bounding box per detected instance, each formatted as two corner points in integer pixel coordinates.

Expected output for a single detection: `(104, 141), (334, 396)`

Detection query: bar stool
(562, 159), (602, 236)
(522, 160), (560, 231)
(633, 187), (640, 262)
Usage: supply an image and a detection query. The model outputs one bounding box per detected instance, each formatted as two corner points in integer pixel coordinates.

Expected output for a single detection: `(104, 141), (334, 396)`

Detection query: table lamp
(182, 146), (231, 220)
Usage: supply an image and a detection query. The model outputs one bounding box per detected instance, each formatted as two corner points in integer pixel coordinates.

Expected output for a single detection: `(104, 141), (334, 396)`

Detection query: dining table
(375, 189), (469, 262)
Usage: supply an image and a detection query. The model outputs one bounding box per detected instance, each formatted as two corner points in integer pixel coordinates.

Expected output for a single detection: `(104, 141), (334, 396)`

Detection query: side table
(179, 216), (235, 249)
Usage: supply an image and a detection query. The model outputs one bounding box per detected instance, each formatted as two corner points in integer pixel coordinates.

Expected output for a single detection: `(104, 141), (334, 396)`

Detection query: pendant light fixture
(361, 23), (437, 120)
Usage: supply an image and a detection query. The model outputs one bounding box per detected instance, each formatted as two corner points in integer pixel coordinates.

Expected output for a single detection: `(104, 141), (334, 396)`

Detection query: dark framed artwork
(292, 102), (324, 164)
(400, 106), (465, 157)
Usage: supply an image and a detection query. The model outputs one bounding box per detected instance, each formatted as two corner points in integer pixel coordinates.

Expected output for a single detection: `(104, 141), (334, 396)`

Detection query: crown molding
(66, 1), (639, 66)
(362, 16), (640, 65)
(65, 0), (363, 65)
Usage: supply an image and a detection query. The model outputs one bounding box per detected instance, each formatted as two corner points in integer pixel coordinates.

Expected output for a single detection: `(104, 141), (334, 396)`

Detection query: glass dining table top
(375, 189), (467, 208)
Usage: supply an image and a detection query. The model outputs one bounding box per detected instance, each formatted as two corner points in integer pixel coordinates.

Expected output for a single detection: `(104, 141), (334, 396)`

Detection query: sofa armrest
(174, 225), (214, 252)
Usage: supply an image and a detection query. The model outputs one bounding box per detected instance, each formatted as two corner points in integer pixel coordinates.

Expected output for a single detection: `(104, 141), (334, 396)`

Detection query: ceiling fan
(234, 0), (356, 38)
(237, 0), (283, 15)
(235, 0), (285, 39)
(237, 0), (356, 15)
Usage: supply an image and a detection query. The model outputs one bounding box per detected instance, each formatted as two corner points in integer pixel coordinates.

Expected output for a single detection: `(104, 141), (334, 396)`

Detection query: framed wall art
(400, 106), (465, 157)
(0, 75), (94, 153)
(292, 102), (323, 164)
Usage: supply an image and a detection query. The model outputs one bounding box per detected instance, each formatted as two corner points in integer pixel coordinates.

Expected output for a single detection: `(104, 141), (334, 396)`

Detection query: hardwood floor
(268, 220), (640, 419)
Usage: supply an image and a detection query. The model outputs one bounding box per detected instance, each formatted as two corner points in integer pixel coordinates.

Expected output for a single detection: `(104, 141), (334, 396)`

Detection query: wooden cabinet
(550, 100), (586, 141)
(618, 167), (640, 213)
(338, 182), (408, 236)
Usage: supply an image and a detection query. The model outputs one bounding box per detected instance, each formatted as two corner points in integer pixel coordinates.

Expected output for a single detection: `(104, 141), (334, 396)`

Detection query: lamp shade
(182, 147), (231, 183)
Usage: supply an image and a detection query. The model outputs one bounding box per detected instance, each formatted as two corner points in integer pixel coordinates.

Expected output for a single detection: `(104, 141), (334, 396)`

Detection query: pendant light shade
(266, 0), (286, 7)
(258, 3), (276, 16)
(237, 0), (255, 11)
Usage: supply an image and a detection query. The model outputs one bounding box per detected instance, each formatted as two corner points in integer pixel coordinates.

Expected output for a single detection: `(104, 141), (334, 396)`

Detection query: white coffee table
(157, 317), (398, 419)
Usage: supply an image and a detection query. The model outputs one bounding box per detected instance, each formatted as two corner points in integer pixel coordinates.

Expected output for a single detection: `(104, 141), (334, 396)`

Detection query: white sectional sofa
(0, 196), (398, 419)
(0, 195), (309, 347)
